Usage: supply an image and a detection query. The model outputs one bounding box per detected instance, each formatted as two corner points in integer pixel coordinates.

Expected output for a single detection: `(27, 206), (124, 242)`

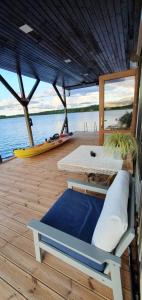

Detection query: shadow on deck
(0, 133), (132, 300)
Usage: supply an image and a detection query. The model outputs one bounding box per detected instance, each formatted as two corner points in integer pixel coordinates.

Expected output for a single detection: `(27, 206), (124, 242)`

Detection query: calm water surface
(0, 110), (130, 158)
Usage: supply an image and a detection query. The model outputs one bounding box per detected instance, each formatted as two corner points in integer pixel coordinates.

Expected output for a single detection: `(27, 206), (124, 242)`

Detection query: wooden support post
(99, 76), (104, 145)
(53, 84), (69, 133)
(23, 106), (34, 147)
(63, 87), (69, 133)
(0, 71), (39, 147)
(17, 69), (34, 147)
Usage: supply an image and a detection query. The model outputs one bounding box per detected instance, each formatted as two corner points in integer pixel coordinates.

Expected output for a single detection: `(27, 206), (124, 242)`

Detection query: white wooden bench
(28, 177), (135, 300)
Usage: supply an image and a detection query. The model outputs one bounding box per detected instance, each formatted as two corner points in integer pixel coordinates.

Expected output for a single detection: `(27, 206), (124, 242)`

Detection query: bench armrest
(28, 219), (120, 267)
(67, 179), (108, 195)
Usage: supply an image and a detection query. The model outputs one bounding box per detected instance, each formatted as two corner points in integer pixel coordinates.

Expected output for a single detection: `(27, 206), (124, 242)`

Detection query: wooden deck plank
(0, 133), (132, 300)
(0, 255), (64, 300)
(0, 278), (27, 300)
(0, 227), (113, 300)
(0, 239), (112, 300)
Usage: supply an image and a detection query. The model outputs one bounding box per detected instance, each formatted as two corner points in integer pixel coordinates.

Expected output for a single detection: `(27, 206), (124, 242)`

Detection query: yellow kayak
(14, 135), (71, 158)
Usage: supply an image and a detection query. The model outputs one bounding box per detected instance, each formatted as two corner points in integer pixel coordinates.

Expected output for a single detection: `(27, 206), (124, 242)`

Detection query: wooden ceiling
(0, 0), (141, 89)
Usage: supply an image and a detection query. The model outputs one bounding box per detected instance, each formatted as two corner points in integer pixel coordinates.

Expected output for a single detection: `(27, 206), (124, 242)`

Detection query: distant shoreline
(0, 104), (132, 119)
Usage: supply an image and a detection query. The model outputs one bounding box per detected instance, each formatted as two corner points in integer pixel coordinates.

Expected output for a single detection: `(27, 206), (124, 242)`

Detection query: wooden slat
(0, 278), (27, 300)
(0, 238), (113, 300)
(0, 255), (64, 300)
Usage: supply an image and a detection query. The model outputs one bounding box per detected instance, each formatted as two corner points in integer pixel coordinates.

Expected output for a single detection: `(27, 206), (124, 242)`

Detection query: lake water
(0, 109), (131, 158)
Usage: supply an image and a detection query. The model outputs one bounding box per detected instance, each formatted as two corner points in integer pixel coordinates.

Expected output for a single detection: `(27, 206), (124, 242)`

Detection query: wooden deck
(0, 133), (132, 300)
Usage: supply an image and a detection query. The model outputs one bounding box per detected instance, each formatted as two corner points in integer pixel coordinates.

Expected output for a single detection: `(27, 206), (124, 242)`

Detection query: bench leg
(33, 231), (42, 263)
(111, 264), (123, 300)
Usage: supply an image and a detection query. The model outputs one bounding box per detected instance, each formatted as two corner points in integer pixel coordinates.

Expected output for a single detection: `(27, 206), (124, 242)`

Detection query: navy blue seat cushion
(40, 188), (105, 272)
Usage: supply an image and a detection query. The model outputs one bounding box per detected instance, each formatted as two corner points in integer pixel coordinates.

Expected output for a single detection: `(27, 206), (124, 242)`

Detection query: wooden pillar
(63, 87), (69, 133)
(17, 69), (35, 147)
(23, 106), (34, 147)
(64, 108), (68, 133)
(0, 72), (39, 147)
(53, 84), (69, 134)
(99, 76), (104, 145)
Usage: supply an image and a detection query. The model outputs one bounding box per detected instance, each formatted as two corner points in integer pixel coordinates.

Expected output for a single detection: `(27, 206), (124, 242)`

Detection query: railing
(83, 121), (98, 132)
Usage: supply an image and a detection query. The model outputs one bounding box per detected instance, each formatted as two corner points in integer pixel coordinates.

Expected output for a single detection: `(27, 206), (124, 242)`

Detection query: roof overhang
(0, 0), (141, 89)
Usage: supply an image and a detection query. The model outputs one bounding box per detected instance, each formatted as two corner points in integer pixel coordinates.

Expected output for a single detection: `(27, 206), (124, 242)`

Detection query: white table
(58, 145), (123, 175)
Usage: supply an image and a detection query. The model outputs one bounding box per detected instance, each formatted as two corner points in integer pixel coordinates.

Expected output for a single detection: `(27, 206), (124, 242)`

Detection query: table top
(57, 145), (124, 175)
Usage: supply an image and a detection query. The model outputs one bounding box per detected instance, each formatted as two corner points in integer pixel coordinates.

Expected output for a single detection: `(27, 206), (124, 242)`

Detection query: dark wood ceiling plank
(23, 0), (99, 78)
(0, 18), (82, 85)
(65, 0), (108, 74)
(114, 0), (127, 70)
(70, 0), (113, 72)
(101, 0), (124, 71)
(89, 0), (118, 72)
(98, 0), (120, 71)
(41, 0), (104, 76)
(0, 0), (140, 88)
(83, 0), (112, 74)
(0, 0), (110, 80)
(120, 0), (129, 66)
(127, 0), (141, 56)
(0, 54), (75, 87)
(0, 2), (85, 80)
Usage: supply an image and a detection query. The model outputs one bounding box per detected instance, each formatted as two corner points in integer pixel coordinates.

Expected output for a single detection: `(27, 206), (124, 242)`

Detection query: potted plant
(104, 133), (137, 160)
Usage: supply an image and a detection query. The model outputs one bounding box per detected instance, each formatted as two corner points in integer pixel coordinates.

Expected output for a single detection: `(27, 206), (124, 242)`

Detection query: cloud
(0, 76), (135, 116)
(0, 106), (6, 111)
(70, 85), (99, 96)
(33, 86), (57, 99)
(67, 89), (99, 109)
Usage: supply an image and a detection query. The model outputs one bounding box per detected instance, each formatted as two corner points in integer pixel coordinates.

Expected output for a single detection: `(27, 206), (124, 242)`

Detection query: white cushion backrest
(91, 170), (130, 252)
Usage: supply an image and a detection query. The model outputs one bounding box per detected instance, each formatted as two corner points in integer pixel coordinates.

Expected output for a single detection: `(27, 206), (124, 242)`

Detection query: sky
(0, 68), (135, 116)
